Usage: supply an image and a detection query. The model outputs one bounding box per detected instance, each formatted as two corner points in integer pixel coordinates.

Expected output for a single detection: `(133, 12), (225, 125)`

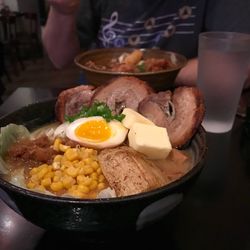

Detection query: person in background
(42, 0), (250, 87)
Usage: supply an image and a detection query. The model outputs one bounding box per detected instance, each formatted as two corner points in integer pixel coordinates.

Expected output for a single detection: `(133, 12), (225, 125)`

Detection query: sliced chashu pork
(93, 76), (154, 114)
(55, 85), (95, 122)
(138, 87), (205, 148)
(98, 146), (167, 197)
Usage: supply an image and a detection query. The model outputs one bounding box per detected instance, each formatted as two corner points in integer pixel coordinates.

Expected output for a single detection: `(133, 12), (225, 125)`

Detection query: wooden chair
(0, 9), (25, 77)
(17, 12), (43, 62)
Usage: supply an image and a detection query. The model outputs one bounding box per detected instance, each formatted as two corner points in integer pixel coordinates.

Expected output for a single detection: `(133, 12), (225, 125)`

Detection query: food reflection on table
(0, 76), (205, 199)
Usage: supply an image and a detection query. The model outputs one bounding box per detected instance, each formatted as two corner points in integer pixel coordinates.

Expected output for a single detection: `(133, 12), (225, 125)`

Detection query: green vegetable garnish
(0, 124), (30, 174)
(137, 61), (145, 72)
(65, 102), (125, 123)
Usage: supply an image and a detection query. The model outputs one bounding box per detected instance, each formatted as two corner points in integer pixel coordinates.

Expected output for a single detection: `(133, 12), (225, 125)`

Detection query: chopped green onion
(65, 102), (125, 122)
(137, 61), (145, 72)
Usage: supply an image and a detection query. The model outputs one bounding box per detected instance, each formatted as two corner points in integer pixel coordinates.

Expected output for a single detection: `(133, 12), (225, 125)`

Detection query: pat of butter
(122, 108), (154, 129)
(128, 123), (172, 159)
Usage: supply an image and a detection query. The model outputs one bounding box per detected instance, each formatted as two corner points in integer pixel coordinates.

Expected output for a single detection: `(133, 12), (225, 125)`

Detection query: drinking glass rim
(200, 31), (250, 42)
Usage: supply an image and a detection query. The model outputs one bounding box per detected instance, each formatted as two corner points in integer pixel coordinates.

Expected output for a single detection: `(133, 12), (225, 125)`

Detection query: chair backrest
(0, 9), (17, 42)
(23, 12), (38, 36)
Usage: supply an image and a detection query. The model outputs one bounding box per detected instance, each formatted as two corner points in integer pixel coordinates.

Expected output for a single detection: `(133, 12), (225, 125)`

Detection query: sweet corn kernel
(37, 164), (49, 171)
(98, 174), (105, 182)
(76, 175), (85, 184)
(66, 166), (78, 178)
(65, 148), (79, 161)
(41, 178), (52, 187)
(53, 138), (62, 151)
(91, 161), (99, 170)
(62, 176), (75, 189)
(60, 156), (68, 165)
(36, 185), (46, 192)
(68, 190), (84, 199)
(37, 167), (49, 180)
(54, 170), (62, 175)
(59, 144), (70, 152)
(48, 165), (53, 171)
(85, 148), (94, 155)
(60, 165), (66, 171)
(97, 182), (105, 190)
(88, 193), (98, 199)
(84, 167), (94, 175)
(68, 185), (78, 192)
(52, 161), (60, 170)
(76, 160), (85, 169)
(84, 158), (92, 164)
(53, 175), (60, 182)
(27, 181), (36, 189)
(44, 172), (54, 179)
(82, 176), (92, 186)
(50, 181), (63, 192)
(62, 160), (73, 169)
(77, 184), (90, 194)
(30, 175), (39, 184)
(89, 180), (98, 190)
(78, 151), (87, 160)
(30, 167), (39, 175)
(90, 172), (98, 180)
(78, 166), (85, 175)
(54, 154), (63, 162)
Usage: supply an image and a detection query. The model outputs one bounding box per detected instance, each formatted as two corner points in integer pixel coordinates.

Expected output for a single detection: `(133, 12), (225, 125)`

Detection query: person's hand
(48, 0), (80, 15)
(244, 68), (250, 90)
(175, 58), (198, 87)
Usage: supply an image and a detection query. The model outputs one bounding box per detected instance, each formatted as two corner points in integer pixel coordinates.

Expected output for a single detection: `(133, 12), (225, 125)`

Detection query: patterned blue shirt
(77, 0), (250, 58)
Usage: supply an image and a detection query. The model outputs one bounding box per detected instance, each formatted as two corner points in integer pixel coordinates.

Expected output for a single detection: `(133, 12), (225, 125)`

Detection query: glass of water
(197, 31), (250, 133)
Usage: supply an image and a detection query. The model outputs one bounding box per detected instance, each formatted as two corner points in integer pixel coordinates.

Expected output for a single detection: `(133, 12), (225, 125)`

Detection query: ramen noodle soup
(0, 119), (192, 200)
(0, 78), (204, 199)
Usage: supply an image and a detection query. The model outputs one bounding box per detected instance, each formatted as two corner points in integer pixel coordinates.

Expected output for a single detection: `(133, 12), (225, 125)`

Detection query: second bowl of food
(75, 48), (187, 91)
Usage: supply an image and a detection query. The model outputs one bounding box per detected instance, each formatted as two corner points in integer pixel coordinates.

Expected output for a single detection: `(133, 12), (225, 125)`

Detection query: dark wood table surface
(0, 87), (250, 250)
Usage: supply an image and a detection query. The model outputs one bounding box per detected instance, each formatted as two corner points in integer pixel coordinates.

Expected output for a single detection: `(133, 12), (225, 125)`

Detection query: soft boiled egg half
(64, 116), (128, 149)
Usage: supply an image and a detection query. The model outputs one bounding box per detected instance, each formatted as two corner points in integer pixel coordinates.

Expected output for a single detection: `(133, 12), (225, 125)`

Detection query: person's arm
(42, 1), (80, 69)
(244, 70), (250, 90)
(174, 58), (198, 87)
(175, 58), (250, 90)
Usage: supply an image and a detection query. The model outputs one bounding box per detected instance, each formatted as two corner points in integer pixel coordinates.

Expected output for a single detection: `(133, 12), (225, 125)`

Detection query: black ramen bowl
(75, 48), (187, 91)
(0, 100), (206, 232)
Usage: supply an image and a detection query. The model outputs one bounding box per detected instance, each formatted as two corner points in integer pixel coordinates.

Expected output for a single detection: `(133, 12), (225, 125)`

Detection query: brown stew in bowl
(85, 49), (175, 73)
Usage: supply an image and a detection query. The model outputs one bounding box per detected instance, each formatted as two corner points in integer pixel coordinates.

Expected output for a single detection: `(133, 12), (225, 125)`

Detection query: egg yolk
(75, 120), (111, 141)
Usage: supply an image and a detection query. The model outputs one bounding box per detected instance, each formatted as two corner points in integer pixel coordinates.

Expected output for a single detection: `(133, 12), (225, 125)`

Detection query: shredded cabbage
(0, 124), (30, 174)
(0, 157), (8, 175)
